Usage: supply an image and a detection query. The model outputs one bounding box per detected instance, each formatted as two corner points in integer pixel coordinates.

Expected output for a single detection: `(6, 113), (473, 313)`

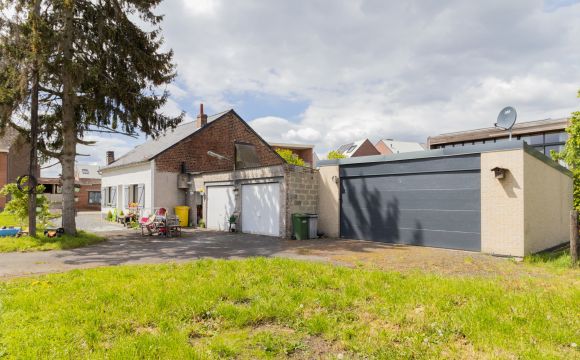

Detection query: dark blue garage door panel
(340, 156), (481, 251)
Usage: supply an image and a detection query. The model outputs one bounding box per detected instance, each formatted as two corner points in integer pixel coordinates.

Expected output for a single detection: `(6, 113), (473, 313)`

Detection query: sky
(44, 0), (580, 176)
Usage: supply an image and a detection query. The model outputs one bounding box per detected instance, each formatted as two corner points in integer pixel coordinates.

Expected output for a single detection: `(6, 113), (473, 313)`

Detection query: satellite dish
(495, 106), (517, 140)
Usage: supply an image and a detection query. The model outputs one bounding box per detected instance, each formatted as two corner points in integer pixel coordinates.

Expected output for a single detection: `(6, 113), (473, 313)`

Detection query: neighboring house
(428, 118), (569, 158)
(0, 127), (33, 210)
(335, 139), (380, 158)
(269, 142), (316, 167)
(101, 105), (318, 238)
(75, 164), (101, 211)
(375, 139), (425, 155)
(39, 163), (102, 212)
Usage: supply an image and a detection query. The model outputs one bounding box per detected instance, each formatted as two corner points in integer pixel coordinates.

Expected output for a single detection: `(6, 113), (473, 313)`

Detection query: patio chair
(140, 214), (157, 236)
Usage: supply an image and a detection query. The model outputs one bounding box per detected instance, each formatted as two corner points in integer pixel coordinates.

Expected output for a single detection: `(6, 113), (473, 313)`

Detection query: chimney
(106, 151), (115, 165)
(196, 103), (208, 128)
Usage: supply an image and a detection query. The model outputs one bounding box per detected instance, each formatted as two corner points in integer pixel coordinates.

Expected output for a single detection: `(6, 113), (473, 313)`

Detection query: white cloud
(42, 1), (580, 171)
(154, 0), (580, 156)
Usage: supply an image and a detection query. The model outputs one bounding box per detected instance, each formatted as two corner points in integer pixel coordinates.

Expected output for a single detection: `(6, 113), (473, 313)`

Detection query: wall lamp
(207, 150), (232, 162)
(491, 167), (508, 180)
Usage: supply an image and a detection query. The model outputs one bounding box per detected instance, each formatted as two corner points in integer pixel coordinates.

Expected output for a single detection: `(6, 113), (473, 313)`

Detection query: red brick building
(0, 128), (34, 210)
(40, 164), (102, 212)
(100, 106), (318, 237)
(335, 138), (380, 158)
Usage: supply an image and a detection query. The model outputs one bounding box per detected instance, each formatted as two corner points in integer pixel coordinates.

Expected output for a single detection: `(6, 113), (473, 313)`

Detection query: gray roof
(319, 140), (572, 177)
(103, 110), (230, 170)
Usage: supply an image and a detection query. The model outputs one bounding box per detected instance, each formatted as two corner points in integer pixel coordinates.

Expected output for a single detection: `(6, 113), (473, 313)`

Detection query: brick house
(39, 164), (102, 212)
(75, 165), (101, 211)
(0, 128), (33, 210)
(101, 106), (318, 238)
(335, 139), (380, 158)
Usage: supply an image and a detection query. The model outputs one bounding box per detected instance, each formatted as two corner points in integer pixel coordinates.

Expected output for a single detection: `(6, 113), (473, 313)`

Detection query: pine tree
(1, 0), (183, 234)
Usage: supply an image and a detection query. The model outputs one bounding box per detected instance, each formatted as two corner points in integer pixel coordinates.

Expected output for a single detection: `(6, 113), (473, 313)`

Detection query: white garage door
(206, 186), (236, 231)
(242, 183), (280, 236)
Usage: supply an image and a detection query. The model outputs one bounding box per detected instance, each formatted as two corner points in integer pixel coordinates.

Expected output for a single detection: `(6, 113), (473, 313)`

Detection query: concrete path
(54, 211), (125, 232)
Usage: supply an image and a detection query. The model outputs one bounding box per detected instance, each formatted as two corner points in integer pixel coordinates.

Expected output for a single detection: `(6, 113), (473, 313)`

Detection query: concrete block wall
(284, 165), (319, 238)
(481, 148), (572, 257)
(481, 150), (526, 256)
(523, 151), (572, 254)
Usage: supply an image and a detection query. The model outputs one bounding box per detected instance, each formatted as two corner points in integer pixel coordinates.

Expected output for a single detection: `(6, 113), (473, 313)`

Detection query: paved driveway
(0, 229), (333, 277)
(0, 212), (544, 278)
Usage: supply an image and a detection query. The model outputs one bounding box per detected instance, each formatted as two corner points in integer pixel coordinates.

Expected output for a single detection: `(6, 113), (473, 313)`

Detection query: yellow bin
(174, 206), (190, 227)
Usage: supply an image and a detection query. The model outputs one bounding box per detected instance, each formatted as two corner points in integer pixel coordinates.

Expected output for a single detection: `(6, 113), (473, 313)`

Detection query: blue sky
(44, 0), (580, 176)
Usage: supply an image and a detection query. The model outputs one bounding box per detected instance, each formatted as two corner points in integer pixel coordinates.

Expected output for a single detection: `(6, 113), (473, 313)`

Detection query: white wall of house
(101, 162), (154, 216)
(154, 170), (185, 215)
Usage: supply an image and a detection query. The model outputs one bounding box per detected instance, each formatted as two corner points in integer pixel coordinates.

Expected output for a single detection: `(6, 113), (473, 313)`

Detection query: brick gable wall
(374, 140), (393, 155)
(353, 139), (380, 157)
(155, 112), (284, 173)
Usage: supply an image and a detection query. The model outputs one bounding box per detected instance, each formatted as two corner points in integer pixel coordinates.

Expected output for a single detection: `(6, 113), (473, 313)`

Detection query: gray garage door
(340, 154), (481, 251)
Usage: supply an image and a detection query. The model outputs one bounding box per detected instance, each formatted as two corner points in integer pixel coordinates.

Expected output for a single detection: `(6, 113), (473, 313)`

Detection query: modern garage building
(317, 141), (573, 257)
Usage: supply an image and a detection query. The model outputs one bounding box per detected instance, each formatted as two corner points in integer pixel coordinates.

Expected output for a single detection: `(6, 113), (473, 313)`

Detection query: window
(520, 134), (544, 145)
(103, 186), (116, 207)
(544, 131), (568, 144)
(235, 143), (260, 169)
(88, 191), (101, 205)
(347, 145), (357, 153)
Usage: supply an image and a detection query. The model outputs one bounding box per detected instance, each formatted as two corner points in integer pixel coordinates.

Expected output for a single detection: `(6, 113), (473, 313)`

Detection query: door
(241, 183), (280, 236)
(206, 186), (236, 231)
(340, 154), (481, 251)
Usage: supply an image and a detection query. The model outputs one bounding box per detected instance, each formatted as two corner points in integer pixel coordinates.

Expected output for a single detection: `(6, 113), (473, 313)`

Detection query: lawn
(0, 212), (105, 252)
(0, 258), (578, 359)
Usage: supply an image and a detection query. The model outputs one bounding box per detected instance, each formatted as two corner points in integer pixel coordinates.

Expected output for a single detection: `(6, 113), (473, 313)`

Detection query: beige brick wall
(481, 150), (525, 257)
(523, 152), (572, 254)
(317, 165), (340, 238)
(481, 149), (572, 257)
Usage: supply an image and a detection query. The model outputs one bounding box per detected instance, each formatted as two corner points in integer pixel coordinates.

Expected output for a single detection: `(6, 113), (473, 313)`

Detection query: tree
(327, 150), (346, 160)
(553, 90), (580, 210)
(275, 148), (305, 166)
(0, 0), (183, 234)
(0, 0), (44, 236)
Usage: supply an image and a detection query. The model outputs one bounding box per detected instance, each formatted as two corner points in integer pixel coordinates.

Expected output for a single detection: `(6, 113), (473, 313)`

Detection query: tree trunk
(27, 0), (41, 238)
(60, 0), (76, 235)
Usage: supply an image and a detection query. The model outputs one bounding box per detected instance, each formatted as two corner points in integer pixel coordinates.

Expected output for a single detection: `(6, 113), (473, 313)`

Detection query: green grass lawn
(0, 230), (105, 252)
(0, 258), (578, 359)
(0, 212), (105, 252)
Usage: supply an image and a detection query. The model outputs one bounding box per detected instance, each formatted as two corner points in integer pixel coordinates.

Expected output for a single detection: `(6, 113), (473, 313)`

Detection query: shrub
(106, 210), (113, 221)
(0, 179), (50, 228)
(275, 148), (305, 166)
(198, 219), (205, 228)
(327, 150), (346, 160)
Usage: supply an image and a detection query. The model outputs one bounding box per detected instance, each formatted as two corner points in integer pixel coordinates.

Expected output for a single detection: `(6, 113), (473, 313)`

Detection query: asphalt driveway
(0, 229), (329, 277)
(0, 212), (548, 278)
